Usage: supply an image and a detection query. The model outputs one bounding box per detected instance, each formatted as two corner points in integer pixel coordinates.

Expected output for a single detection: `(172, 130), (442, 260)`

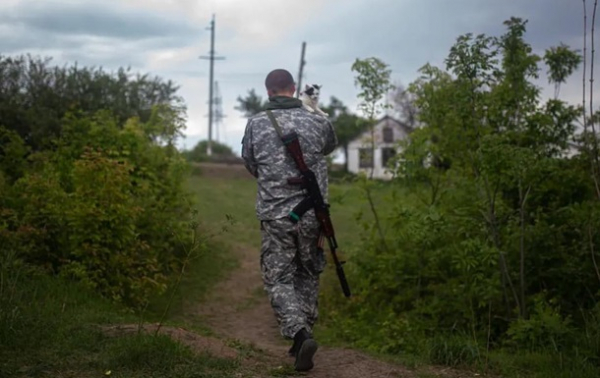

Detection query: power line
(199, 14), (225, 156)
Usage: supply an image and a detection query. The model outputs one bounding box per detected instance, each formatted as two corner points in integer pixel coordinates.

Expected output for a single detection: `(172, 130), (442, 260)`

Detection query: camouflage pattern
(241, 104), (337, 221)
(241, 97), (337, 339)
(260, 215), (326, 338)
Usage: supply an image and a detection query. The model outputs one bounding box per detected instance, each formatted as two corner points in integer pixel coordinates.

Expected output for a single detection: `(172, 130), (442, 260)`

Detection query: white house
(347, 115), (413, 180)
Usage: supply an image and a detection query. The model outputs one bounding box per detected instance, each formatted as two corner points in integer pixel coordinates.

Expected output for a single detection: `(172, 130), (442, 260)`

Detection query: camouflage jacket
(241, 96), (338, 221)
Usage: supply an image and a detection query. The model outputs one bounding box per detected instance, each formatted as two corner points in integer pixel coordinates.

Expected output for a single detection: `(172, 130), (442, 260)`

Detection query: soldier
(241, 68), (337, 371)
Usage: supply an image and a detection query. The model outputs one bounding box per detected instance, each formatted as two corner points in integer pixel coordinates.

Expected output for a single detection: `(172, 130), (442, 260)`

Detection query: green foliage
(321, 17), (600, 377)
(543, 43), (582, 98)
(0, 57), (196, 309)
(0, 127), (30, 183)
(351, 57), (395, 182)
(322, 96), (369, 172)
(2, 110), (192, 308)
(351, 57), (394, 120)
(0, 54), (185, 151)
(234, 88), (268, 118)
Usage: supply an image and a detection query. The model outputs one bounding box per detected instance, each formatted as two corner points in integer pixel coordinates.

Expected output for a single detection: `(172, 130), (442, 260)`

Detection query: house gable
(345, 115), (413, 180)
(348, 115), (412, 149)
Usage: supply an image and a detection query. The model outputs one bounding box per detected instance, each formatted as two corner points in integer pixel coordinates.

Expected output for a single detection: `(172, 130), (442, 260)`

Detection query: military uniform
(241, 96), (337, 340)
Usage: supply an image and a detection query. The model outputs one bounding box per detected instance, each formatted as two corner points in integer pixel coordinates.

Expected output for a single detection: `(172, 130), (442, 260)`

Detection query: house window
(359, 148), (373, 168)
(382, 147), (396, 167)
(382, 127), (393, 143)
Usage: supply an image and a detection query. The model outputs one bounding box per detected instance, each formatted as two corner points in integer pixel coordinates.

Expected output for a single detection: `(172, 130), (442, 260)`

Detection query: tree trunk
(519, 182), (531, 319)
(343, 144), (349, 172)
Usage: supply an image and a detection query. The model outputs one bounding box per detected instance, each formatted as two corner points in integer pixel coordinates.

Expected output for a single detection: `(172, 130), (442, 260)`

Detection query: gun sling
(264, 109), (351, 298)
(265, 110), (318, 223)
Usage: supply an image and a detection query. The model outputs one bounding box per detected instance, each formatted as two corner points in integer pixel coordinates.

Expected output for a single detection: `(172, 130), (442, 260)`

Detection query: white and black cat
(300, 84), (329, 117)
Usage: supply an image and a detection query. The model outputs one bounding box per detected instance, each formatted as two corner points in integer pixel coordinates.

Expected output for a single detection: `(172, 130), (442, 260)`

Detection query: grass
(0, 270), (245, 378)
(185, 171), (397, 255)
(187, 174), (261, 249)
(144, 234), (238, 323)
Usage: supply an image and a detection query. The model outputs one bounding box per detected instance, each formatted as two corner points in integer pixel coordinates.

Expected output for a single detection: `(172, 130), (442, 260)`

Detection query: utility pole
(214, 80), (226, 142)
(199, 14), (225, 156)
(203, 80), (226, 144)
(296, 42), (306, 98)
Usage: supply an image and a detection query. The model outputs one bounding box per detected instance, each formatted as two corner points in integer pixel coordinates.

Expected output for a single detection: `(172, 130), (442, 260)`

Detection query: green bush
(1, 108), (194, 308)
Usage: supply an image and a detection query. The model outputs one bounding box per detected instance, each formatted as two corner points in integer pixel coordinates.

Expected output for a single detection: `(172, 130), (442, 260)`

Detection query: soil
(189, 241), (416, 378)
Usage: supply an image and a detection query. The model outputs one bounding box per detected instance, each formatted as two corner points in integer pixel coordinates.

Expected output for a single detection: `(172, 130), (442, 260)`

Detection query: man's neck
(265, 95), (303, 110)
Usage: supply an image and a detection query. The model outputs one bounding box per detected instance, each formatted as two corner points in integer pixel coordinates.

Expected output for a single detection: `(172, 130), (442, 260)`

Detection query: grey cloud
(0, 34), (146, 72)
(295, 0), (583, 80)
(0, 1), (202, 54)
(2, 1), (200, 40)
(0, 29), (80, 53)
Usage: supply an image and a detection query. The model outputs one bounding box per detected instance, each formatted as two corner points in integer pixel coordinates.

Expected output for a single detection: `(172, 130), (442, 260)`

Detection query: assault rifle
(265, 110), (351, 298)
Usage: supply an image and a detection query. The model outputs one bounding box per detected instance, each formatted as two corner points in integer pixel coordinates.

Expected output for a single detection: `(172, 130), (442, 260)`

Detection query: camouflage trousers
(260, 214), (326, 339)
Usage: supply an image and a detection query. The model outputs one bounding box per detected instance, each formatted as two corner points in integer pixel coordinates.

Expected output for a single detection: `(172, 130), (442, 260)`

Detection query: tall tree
(544, 43), (583, 99)
(321, 96), (367, 172)
(351, 57), (394, 179)
(389, 81), (419, 128)
(234, 88), (268, 118)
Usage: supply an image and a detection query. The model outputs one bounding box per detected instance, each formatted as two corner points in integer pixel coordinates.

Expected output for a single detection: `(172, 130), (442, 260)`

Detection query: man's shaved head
(265, 69), (295, 97)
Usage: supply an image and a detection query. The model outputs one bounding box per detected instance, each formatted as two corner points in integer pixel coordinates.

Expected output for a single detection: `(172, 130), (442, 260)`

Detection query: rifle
(265, 110), (351, 298)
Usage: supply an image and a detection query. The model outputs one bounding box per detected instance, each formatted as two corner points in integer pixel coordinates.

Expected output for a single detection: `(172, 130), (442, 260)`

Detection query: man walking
(241, 69), (337, 371)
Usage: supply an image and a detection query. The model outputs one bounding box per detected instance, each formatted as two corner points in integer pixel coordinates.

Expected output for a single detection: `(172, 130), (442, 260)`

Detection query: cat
(300, 84), (329, 117)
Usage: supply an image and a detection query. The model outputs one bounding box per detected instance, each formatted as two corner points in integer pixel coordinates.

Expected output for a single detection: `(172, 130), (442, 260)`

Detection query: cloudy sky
(0, 0), (586, 159)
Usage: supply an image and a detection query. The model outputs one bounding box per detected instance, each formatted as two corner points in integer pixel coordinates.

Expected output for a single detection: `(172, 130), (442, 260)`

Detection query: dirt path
(185, 239), (415, 377)
(178, 163), (474, 377)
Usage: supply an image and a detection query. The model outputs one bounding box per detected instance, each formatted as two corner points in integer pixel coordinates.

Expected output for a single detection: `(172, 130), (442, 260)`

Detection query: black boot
(291, 328), (318, 372)
(288, 328), (309, 357)
(288, 343), (299, 357)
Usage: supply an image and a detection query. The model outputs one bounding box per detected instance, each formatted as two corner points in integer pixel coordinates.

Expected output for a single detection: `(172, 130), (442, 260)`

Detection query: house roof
(379, 115), (414, 133)
(348, 115), (413, 144)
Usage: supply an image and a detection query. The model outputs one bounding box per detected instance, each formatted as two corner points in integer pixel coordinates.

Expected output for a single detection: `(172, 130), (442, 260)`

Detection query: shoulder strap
(265, 110), (284, 139)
